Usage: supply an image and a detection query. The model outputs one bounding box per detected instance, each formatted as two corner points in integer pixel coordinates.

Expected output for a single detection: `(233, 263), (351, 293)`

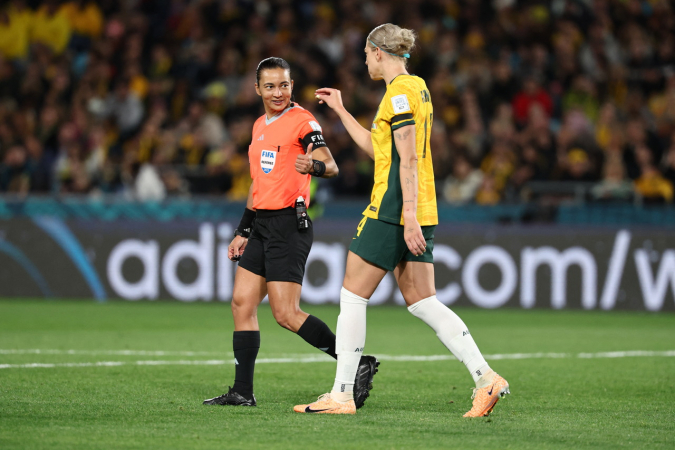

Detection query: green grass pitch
(0, 300), (673, 449)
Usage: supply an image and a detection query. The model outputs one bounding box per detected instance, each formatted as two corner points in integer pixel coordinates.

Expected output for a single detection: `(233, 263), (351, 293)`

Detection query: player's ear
(291, 79), (294, 92)
(255, 83), (261, 97)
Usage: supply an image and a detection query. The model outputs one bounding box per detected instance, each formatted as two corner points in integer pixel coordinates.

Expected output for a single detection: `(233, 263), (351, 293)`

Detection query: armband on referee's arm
(234, 208), (255, 238)
(302, 131), (327, 151)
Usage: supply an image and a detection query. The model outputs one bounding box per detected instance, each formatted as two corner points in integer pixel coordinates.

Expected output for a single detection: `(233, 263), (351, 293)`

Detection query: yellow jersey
(364, 74), (438, 226)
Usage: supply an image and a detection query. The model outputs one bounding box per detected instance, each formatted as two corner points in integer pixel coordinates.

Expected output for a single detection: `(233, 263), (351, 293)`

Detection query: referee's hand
(229, 236), (248, 262)
(295, 143), (314, 174)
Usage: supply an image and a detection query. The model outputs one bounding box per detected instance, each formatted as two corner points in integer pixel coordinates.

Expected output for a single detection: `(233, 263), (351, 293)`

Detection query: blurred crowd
(1, 0), (675, 205)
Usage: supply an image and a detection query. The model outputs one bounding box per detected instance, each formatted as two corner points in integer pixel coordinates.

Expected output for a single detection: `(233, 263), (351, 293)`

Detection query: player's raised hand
(295, 143), (313, 174)
(315, 88), (344, 112)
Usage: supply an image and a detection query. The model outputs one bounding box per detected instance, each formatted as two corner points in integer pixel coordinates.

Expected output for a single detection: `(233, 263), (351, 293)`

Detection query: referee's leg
(231, 267), (267, 331)
(230, 267), (268, 401)
(203, 266), (266, 405)
(266, 281), (307, 332)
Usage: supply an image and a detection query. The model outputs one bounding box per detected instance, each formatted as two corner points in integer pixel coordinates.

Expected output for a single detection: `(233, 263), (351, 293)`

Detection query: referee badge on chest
(260, 149), (276, 174)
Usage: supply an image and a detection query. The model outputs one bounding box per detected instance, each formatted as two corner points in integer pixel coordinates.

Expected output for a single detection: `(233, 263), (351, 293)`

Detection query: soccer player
(294, 24), (510, 416)
(203, 57), (379, 407)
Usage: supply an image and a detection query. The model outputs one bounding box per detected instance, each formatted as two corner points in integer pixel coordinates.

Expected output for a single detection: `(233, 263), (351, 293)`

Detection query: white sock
(408, 296), (490, 384)
(331, 287), (368, 399)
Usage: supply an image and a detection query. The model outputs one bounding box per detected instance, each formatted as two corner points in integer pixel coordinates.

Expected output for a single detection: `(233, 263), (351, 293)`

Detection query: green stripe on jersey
(391, 119), (415, 130)
(378, 130), (403, 224)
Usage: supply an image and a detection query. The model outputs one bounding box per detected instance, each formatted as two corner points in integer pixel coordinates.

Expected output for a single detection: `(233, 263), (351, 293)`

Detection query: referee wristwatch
(234, 228), (251, 238)
(310, 159), (326, 177)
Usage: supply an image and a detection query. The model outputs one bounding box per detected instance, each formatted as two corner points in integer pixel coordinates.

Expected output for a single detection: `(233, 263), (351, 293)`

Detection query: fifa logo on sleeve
(391, 94), (411, 113)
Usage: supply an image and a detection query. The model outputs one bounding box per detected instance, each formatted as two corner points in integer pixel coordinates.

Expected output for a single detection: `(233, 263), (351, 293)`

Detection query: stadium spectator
(634, 144), (674, 203)
(60, 0), (104, 42)
(559, 148), (597, 183)
(474, 174), (501, 205)
(480, 141), (516, 194)
(31, 0), (72, 56)
(100, 78), (144, 138)
(329, 156), (372, 198)
(0, 9), (30, 61)
(134, 161), (165, 201)
(25, 135), (52, 192)
(0, 144), (31, 194)
(442, 153), (483, 204)
(508, 143), (551, 198)
(661, 134), (675, 185)
(591, 156), (634, 202)
(512, 73), (553, 126)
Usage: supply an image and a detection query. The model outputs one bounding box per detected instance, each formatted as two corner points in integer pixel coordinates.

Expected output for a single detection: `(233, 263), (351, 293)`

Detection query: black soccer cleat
(203, 387), (257, 406)
(353, 355), (380, 409)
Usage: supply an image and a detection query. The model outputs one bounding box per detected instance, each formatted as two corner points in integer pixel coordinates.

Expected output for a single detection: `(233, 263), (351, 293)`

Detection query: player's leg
(332, 251), (386, 402)
(395, 259), (493, 380)
(395, 235), (509, 417)
(294, 251), (385, 414)
(203, 266), (266, 406)
(295, 216), (395, 414)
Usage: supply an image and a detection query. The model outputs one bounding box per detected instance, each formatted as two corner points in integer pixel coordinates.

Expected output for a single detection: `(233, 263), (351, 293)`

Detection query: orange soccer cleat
(293, 393), (356, 415)
(463, 374), (510, 418)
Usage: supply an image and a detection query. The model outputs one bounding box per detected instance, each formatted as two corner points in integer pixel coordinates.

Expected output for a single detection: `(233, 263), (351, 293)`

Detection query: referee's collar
(265, 103), (296, 126)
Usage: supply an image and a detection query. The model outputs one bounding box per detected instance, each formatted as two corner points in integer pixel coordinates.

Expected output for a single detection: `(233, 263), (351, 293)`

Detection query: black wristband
(235, 208), (255, 238)
(309, 159), (326, 177)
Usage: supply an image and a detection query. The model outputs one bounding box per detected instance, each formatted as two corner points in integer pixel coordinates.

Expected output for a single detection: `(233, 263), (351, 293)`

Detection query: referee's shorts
(238, 207), (313, 284)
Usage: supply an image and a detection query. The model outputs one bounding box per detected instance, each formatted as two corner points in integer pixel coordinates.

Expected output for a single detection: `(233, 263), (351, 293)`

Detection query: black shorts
(238, 207), (313, 284)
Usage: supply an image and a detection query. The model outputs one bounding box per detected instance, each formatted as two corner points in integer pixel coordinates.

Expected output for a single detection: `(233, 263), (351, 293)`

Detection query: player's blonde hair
(367, 24), (416, 65)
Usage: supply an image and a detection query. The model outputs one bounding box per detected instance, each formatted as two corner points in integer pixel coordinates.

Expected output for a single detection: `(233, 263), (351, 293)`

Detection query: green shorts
(348, 215), (435, 271)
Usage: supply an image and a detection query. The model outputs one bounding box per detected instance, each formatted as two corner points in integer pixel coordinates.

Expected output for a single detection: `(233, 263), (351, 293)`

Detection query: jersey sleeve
(382, 81), (418, 131)
(297, 111), (328, 152)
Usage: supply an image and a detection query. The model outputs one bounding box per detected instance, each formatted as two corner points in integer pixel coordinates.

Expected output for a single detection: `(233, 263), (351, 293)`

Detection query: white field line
(1, 350), (675, 370)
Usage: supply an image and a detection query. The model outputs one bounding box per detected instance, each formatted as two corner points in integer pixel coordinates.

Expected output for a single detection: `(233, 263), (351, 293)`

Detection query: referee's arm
(309, 145), (339, 178)
(296, 137), (339, 178)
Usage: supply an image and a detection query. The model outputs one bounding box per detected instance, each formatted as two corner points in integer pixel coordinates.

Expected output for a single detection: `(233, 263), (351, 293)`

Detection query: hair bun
(367, 24), (417, 61)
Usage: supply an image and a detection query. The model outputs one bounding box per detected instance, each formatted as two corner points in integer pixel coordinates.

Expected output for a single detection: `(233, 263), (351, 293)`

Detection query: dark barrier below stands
(0, 216), (673, 311)
(2, 197), (675, 225)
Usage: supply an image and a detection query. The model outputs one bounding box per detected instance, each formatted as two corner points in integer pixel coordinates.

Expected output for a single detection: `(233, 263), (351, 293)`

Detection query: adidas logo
(257, 134), (264, 141)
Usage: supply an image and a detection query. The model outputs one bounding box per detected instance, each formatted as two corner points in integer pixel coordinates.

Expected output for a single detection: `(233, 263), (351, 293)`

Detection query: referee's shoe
(203, 387), (256, 406)
(354, 355), (380, 409)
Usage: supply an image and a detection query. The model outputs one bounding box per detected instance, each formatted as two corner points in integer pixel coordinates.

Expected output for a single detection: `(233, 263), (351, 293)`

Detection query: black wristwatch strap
(310, 159), (326, 177)
(234, 228), (250, 238)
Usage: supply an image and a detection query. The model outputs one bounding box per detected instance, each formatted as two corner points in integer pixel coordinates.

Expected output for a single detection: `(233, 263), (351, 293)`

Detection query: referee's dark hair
(256, 57), (292, 85)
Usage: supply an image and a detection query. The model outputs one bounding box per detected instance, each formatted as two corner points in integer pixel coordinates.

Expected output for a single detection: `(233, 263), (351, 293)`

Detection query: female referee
(295, 24), (510, 416)
(203, 57), (378, 408)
